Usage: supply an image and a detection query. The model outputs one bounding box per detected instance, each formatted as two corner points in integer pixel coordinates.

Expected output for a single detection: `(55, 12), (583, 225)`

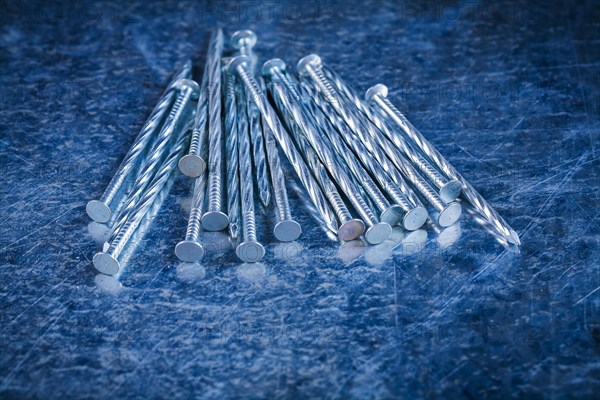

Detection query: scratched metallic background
(0, 0), (599, 398)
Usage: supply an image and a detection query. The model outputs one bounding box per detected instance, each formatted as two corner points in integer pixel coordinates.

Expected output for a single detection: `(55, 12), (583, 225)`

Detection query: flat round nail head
(201, 211), (229, 231)
(364, 222), (392, 245)
(231, 30), (257, 49)
(226, 56), (250, 74)
(86, 200), (112, 223)
(178, 155), (206, 178)
(403, 206), (428, 231)
(236, 241), (265, 263)
(438, 202), (462, 227)
(274, 220), (302, 242)
(175, 240), (205, 263)
(173, 79), (200, 100)
(380, 205), (404, 226)
(296, 54), (322, 76)
(93, 252), (120, 276)
(439, 180), (463, 203)
(262, 58), (287, 77)
(365, 84), (388, 102)
(338, 219), (365, 241)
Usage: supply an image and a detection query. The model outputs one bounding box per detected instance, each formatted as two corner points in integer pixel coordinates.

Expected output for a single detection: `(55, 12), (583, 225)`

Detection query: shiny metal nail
(366, 83), (520, 245)
(298, 54), (461, 228)
(175, 174), (206, 262)
(94, 131), (191, 275)
(246, 91), (271, 207)
(257, 76), (301, 242)
(223, 68), (242, 240)
(110, 79), (200, 237)
(179, 32), (223, 178)
(264, 60), (390, 244)
(227, 55), (340, 237)
(201, 28), (229, 231)
(235, 88), (265, 262)
(87, 61), (192, 223)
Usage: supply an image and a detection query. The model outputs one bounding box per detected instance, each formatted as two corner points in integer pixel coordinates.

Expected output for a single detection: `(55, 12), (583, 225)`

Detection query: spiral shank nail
(185, 207), (204, 242)
(237, 97), (258, 242)
(271, 93), (353, 225)
(247, 95), (271, 207)
(106, 133), (189, 259)
(100, 91), (174, 206)
(187, 36), (219, 159)
(259, 75), (292, 222)
(235, 63), (339, 233)
(375, 94), (519, 244)
(263, 122), (291, 223)
(295, 80), (390, 214)
(111, 86), (194, 236)
(331, 84), (448, 211)
(270, 70), (377, 225)
(303, 66), (426, 208)
(206, 30), (225, 213)
(224, 73), (241, 238)
(97, 62), (190, 207)
(301, 80), (415, 213)
(323, 66), (449, 190)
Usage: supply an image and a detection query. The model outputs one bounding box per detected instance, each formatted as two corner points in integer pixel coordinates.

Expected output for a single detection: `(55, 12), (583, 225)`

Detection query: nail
(223, 68), (242, 240)
(180, 30), (224, 177)
(366, 84), (520, 245)
(231, 30), (257, 71)
(264, 60), (390, 244)
(247, 91), (271, 207)
(227, 55), (340, 237)
(235, 87), (265, 262)
(201, 29), (229, 231)
(174, 180), (206, 263)
(110, 79), (200, 237)
(257, 76), (301, 242)
(298, 63), (427, 231)
(94, 131), (191, 275)
(87, 60), (192, 223)
(298, 55), (461, 228)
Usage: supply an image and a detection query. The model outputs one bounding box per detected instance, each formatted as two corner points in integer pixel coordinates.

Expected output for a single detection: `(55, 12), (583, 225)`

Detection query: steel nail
(235, 86), (265, 262)
(257, 76), (302, 242)
(201, 29), (229, 231)
(297, 55), (461, 228)
(366, 83), (520, 245)
(87, 61), (192, 223)
(227, 55), (340, 237)
(94, 131), (191, 275)
(264, 60), (390, 244)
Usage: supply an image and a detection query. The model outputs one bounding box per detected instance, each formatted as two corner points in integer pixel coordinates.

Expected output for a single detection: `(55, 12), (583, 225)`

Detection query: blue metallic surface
(0, 0), (599, 398)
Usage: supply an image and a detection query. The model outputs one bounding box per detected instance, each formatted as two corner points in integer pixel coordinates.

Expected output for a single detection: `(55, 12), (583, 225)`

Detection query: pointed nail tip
(508, 230), (521, 246)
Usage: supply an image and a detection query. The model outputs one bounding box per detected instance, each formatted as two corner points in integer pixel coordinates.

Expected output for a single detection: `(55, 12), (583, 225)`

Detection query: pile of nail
(87, 28), (520, 276)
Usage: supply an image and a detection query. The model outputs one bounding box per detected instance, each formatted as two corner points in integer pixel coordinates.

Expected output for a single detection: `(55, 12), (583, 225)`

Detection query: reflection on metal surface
(236, 262), (267, 286)
(433, 223), (463, 248)
(364, 227), (406, 266)
(94, 274), (124, 295)
(337, 240), (367, 265)
(400, 229), (428, 255)
(272, 242), (305, 265)
(87, 222), (111, 248)
(176, 262), (206, 283)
